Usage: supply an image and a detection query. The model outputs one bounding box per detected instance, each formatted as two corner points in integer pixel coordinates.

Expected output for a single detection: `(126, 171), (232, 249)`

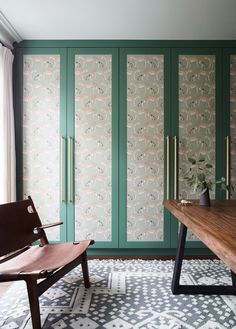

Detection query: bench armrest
(33, 221), (63, 234)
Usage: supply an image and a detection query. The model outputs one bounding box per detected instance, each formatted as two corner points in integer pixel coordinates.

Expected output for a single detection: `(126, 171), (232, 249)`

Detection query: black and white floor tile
(0, 259), (236, 328)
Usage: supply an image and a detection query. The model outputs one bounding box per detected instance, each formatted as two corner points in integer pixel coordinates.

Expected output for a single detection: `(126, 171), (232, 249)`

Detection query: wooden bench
(0, 196), (94, 328)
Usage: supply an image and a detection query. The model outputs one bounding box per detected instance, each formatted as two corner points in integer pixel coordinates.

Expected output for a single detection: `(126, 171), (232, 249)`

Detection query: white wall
(0, 0), (236, 40)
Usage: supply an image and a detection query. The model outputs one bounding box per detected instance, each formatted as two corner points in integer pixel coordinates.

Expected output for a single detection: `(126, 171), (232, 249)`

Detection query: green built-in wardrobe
(14, 41), (236, 255)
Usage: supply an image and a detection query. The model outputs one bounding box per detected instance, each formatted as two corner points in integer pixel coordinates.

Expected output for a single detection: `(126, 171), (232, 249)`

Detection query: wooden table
(164, 199), (236, 295)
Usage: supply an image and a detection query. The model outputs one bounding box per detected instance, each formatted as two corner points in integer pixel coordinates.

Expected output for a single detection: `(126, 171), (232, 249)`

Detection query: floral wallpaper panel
(127, 55), (164, 241)
(230, 55), (236, 199)
(23, 55), (60, 241)
(178, 55), (216, 241)
(74, 55), (112, 241)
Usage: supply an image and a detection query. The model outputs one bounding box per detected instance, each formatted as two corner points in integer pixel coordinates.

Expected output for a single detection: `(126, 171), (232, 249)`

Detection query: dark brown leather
(0, 240), (92, 277)
(0, 197), (95, 329)
(0, 196), (43, 257)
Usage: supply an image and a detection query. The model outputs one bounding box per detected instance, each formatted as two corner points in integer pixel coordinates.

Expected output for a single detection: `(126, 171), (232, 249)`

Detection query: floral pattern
(74, 55), (112, 241)
(230, 55), (236, 199)
(21, 52), (225, 245)
(178, 55), (216, 240)
(23, 55), (60, 241)
(126, 55), (164, 241)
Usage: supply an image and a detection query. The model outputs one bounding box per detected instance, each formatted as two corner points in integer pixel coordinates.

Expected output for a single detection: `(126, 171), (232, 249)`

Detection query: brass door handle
(67, 137), (73, 202)
(173, 136), (178, 200)
(166, 136), (170, 200)
(226, 136), (230, 200)
(60, 136), (66, 202)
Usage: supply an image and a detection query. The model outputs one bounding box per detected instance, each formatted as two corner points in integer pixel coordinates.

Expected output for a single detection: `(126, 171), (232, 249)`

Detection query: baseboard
(87, 248), (215, 258)
(88, 255), (217, 260)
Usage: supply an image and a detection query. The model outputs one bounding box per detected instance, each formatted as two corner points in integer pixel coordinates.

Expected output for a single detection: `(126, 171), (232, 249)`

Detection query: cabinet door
(18, 48), (67, 242)
(171, 49), (221, 247)
(229, 52), (236, 199)
(67, 49), (118, 247)
(223, 49), (236, 199)
(119, 48), (171, 248)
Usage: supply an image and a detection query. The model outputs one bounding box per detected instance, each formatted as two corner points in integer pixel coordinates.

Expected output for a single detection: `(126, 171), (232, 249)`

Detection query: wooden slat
(164, 200), (236, 273)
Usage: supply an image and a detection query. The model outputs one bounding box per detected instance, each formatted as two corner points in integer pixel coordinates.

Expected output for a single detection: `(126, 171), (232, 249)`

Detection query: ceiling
(0, 0), (236, 47)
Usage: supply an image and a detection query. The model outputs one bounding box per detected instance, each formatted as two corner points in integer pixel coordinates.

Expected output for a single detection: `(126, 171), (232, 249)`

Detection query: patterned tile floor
(0, 259), (236, 328)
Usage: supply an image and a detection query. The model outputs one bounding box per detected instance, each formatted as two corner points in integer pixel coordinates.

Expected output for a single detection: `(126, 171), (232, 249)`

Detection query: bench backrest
(0, 197), (43, 257)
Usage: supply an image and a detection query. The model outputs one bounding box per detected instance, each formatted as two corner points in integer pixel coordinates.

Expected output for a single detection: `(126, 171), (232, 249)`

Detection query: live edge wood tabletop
(164, 200), (236, 274)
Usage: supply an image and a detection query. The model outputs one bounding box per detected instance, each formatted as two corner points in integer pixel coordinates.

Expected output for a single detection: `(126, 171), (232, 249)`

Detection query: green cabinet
(170, 48), (223, 248)
(14, 41), (236, 255)
(16, 47), (119, 248)
(119, 48), (171, 248)
(223, 49), (236, 201)
(67, 48), (119, 248)
(15, 48), (68, 242)
(170, 47), (236, 248)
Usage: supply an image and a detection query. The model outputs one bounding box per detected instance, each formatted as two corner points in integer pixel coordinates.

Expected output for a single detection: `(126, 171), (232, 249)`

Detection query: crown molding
(0, 11), (22, 49)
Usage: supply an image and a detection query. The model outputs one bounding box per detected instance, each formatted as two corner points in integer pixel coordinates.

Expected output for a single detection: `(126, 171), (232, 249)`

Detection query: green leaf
(221, 183), (227, 191)
(207, 182), (213, 191)
(198, 155), (205, 162)
(188, 157), (196, 165)
(193, 183), (198, 191)
(198, 173), (205, 182)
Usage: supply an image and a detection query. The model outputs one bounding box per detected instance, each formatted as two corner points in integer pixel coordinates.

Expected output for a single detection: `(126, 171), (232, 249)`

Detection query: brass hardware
(60, 137), (66, 202)
(166, 136), (170, 200)
(174, 136), (178, 200)
(68, 137), (73, 202)
(226, 136), (230, 200)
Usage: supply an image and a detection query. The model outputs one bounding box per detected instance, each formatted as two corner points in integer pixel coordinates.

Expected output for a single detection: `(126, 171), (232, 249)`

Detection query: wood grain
(164, 200), (236, 273)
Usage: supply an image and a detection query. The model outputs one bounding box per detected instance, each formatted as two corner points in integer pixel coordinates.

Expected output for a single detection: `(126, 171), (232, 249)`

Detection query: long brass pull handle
(226, 135), (230, 200)
(60, 136), (66, 202)
(68, 137), (73, 202)
(174, 136), (178, 200)
(166, 136), (170, 200)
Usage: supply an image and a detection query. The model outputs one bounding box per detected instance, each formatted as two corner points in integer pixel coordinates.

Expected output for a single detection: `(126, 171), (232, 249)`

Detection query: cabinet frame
(67, 48), (119, 248)
(14, 47), (68, 242)
(222, 49), (236, 199)
(170, 48), (224, 248)
(119, 47), (171, 248)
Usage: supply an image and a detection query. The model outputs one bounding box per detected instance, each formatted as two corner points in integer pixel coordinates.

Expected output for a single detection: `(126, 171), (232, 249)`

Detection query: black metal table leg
(172, 223), (236, 295)
(171, 223), (187, 294)
(231, 271), (236, 287)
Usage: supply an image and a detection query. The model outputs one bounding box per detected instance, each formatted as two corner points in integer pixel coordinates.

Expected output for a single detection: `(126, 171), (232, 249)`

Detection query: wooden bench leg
(26, 278), (41, 329)
(81, 251), (90, 288)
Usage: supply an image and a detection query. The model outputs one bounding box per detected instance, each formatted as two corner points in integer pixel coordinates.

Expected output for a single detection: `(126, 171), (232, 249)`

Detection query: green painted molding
(14, 40), (236, 49)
